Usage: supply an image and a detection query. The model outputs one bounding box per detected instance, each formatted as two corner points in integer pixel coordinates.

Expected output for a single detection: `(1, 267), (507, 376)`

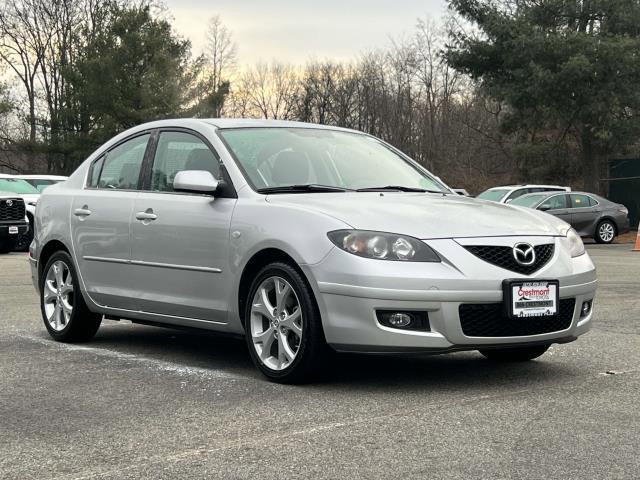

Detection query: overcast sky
(165, 0), (448, 64)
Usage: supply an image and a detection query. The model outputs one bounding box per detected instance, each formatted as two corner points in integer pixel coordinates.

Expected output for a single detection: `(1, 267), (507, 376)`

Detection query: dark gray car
(511, 191), (630, 243)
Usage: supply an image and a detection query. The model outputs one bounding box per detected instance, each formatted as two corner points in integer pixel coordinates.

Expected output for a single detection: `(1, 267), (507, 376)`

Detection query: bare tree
(0, 0), (49, 142)
(205, 15), (237, 92)
(233, 63), (300, 120)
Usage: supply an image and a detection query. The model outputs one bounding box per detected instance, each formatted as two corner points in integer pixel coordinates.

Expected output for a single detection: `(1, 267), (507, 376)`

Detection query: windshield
(510, 194), (547, 208)
(0, 178), (39, 194)
(218, 128), (449, 193)
(476, 189), (509, 202)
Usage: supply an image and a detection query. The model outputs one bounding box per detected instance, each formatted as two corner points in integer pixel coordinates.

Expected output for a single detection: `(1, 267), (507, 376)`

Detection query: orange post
(633, 224), (640, 252)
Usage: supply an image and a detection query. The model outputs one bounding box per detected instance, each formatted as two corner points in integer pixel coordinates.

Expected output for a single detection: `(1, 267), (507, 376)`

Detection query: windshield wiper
(356, 185), (445, 194)
(257, 184), (352, 194)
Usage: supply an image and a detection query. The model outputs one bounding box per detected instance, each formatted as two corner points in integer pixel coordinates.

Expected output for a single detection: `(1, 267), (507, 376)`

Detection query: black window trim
(84, 130), (154, 191)
(139, 126), (237, 199)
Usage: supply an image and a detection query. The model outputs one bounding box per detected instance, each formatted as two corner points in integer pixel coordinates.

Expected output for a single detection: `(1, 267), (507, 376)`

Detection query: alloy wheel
(43, 260), (74, 332)
(599, 222), (615, 243)
(250, 276), (303, 371)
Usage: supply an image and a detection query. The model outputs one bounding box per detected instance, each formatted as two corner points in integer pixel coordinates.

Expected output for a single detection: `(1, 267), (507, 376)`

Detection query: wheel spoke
(43, 280), (57, 303)
(258, 329), (276, 361)
(281, 309), (302, 336)
(61, 297), (73, 315)
(253, 287), (275, 320)
(53, 263), (64, 287)
(53, 303), (62, 330)
(279, 335), (296, 367)
(60, 277), (73, 295)
(289, 319), (303, 337)
(275, 279), (291, 310)
(252, 326), (273, 343)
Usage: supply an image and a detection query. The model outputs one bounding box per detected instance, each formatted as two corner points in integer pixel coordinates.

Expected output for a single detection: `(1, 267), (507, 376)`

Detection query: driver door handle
(74, 206), (92, 217)
(135, 209), (158, 221)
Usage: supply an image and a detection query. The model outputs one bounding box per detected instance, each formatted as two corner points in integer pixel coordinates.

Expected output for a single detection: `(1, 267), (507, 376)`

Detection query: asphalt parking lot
(1, 245), (639, 479)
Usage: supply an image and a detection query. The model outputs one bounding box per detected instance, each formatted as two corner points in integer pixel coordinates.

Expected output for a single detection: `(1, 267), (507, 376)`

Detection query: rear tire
(594, 220), (616, 244)
(40, 251), (102, 342)
(244, 261), (326, 383)
(479, 345), (550, 362)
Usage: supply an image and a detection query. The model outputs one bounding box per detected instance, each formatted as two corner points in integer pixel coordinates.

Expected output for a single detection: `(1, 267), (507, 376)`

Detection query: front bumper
(306, 236), (597, 353)
(0, 223), (29, 240)
(618, 216), (631, 235)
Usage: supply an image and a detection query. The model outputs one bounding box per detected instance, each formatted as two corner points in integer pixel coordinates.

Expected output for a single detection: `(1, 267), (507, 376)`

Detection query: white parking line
(17, 334), (247, 381)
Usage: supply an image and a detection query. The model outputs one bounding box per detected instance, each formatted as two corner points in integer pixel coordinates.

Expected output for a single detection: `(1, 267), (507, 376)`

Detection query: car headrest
(185, 148), (217, 176)
(271, 151), (309, 185)
(119, 163), (140, 189)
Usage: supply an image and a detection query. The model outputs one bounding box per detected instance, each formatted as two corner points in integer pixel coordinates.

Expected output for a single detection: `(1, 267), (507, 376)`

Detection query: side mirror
(538, 204), (551, 211)
(173, 170), (219, 194)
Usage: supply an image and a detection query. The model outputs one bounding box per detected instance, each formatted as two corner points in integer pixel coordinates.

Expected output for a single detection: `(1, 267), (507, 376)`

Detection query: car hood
(265, 192), (568, 239)
(18, 194), (40, 204)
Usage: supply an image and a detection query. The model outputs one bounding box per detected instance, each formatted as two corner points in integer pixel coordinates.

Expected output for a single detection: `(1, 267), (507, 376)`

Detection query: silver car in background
(510, 191), (630, 244)
(30, 119), (597, 383)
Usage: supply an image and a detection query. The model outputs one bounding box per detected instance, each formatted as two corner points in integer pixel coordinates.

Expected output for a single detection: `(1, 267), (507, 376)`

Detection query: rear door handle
(74, 206), (92, 217)
(135, 209), (157, 222)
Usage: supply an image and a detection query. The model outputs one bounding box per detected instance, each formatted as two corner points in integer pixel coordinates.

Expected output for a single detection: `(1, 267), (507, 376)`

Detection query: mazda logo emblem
(513, 242), (536, 266)
(6, 199), (12, 207)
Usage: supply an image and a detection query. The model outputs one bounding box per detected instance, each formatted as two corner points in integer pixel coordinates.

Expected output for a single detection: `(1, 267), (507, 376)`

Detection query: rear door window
(570, 194), (592, 209)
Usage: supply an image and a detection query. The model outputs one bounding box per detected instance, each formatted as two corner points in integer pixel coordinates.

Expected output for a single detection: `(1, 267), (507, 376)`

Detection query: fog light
(581, 300), (592, 318)
(376, 310), (430, 331)
(388, 313), (412, 327)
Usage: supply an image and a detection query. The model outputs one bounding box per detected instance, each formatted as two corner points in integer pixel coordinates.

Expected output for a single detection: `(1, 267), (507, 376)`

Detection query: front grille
(0, 198), (25, 222)
(464, 244), (555, 275)
(459, 299), (576, 337)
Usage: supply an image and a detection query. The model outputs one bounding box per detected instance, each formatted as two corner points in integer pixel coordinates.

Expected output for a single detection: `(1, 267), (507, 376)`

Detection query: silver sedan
(30, 119), (597, 383)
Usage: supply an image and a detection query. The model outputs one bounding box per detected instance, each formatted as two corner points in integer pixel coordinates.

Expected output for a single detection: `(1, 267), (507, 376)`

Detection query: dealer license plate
(8, 226), (18, 234)
(504, 280), (559, 318)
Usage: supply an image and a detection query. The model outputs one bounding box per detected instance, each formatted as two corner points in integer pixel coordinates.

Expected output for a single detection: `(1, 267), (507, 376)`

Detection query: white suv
(477, 185), (571, 203)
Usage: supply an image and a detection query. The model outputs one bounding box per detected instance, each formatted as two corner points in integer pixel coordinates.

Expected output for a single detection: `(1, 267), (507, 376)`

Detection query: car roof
(517, 190), (602, 200)
(13, 175), (68, 180)
(119, 118), (364, 135)
(487, 184), (568, 191)
(516, 191), (563, 200)
(201, 118), (360, 132)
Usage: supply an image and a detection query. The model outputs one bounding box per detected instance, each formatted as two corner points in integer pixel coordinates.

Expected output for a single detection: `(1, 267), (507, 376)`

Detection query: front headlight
(327, 230), (440, 262)
(566, 228), (585, 258)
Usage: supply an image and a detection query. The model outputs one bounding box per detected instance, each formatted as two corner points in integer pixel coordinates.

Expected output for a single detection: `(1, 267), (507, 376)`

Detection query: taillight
(619, 207), (629, 215)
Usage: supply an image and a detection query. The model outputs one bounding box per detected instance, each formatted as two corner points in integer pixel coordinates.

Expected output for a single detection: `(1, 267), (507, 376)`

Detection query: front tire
(244, 262), (326, 383)
(40, 251), (102, 342)
(595, 220), (616, 244)
(14, 215), (33, 252)
(479, 345), (550, 362)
